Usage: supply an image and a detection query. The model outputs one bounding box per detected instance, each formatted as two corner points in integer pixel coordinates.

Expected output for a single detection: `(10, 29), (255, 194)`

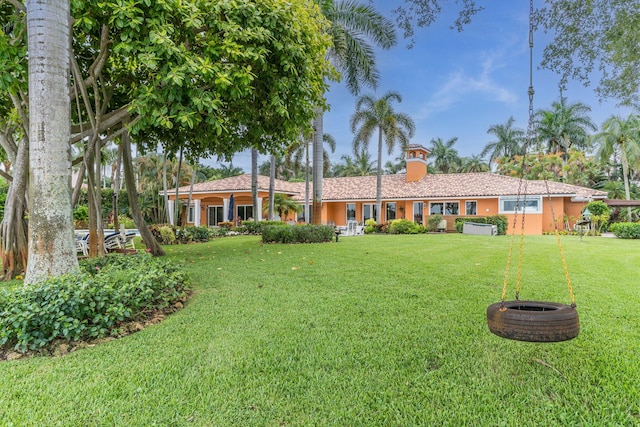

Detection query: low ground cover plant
(0, 254), (189, 353)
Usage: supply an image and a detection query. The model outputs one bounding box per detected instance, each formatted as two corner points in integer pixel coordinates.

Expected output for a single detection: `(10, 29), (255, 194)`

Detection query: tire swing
(486, 0), (579, 343)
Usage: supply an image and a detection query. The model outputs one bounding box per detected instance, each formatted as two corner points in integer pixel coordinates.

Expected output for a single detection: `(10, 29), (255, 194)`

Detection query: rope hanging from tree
(486, 0), (579, 343)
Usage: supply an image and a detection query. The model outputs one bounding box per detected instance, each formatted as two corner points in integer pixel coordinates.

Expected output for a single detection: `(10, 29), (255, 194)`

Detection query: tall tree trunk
(174, 148), (183, 226)
(268, 154), (275, 221)
(184, 160), (197, 229)
(0, 138), (29, 280)
(305, 136), (310, 223)
(621, 155), (632, 222)
(112, 144), (122, 232)
(312, 112), (323, 224)
(251, 148), (258, 223)
(25, 0), (78, 283)
(121, 126), (165, 256)
(162, 152), (170, 223)
(376, 129), (383, 223)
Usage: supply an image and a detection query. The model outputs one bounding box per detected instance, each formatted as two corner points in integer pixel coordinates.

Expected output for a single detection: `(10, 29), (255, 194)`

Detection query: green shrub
(426, 215), (442, 232)
(364, 218), (378, 234)
(0, 254), (189, 353)
(176, 226), (210, 243)
(242, 220), (287, 235)
(261, 224), (333, 243)
(73, 205), (89, 221)
(388, 219), (424, 234)
(159, 225), (177, 244)
(609, 222), (640, 239)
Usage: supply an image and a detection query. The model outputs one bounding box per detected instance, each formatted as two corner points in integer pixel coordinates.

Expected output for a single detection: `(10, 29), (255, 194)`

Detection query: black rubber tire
(487, 300), (579, 342)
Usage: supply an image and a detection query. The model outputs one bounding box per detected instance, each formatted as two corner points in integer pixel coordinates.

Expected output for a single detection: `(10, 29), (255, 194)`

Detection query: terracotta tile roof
(171, 174), (301, 195)
(293, 172), (607, 201)
(170, 172), (607, 201)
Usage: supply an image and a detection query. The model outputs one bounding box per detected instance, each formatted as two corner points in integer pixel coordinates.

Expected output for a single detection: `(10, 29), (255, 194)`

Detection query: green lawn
(1, 234), (638, 425)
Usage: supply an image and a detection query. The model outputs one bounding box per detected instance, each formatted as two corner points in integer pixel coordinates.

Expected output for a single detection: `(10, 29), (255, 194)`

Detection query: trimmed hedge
(242, 220), (288, 235)
(261, 224), (334, 243)
(609, 222), (640, 239)
(0, 254), (189, 353)
(455, 215), (508, 235)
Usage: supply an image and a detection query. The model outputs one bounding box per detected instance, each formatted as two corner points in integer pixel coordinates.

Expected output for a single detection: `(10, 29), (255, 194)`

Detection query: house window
(430, 202), (459, 215)
(363, 204), (377, 222)
(386, 202), (396, 221)
(499, 196), (542, 214)
(208, 206), (224, 226)
(236, 205), (254, 221)
(413, 202), (424, 224)
(346, 203), (356, 222)
(465, 201), (477, 216)
(187, 205), (195, 223)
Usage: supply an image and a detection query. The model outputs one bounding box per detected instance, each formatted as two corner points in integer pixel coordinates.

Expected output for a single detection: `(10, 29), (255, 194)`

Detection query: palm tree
(535, 96), (597, 154)
(593, 114), (640, 221)
(351, 149), (377, 176)
(460, 155), (490, 173)
(351, 91), (415, 222)
(312, 0), (396, 224)
(482, 116), (525, 166)
(264, 193), (302, 220)
(428, 137), (460, 174)
(384, 154), (406, 174)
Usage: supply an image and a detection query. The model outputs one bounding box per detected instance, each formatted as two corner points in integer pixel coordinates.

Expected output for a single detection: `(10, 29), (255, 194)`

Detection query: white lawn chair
(75, 235), (88, 257)
(103, 233), (123, 252)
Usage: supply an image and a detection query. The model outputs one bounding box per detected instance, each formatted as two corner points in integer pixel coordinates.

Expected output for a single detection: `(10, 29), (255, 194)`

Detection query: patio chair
(103, 232), (123, 252)
(120, 231), (137, 251)
(75, 235), (88, 257)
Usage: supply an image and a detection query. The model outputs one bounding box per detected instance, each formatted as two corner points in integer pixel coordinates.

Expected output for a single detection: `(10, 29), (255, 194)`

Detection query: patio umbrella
(228, 194), (234, 221)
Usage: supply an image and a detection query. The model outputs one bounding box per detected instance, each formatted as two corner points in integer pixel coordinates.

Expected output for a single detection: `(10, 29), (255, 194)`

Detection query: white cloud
(414, 52), (518, 120)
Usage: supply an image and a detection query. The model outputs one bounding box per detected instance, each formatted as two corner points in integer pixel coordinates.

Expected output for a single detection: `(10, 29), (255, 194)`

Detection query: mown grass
(0, 234), (638, 425)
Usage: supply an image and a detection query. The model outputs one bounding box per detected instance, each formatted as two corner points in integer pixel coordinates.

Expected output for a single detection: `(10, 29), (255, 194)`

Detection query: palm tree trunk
(305, 136), (310, 222)
(174, 148), (183, 226)
(162, 152), (170, 223)
(312, 112), (323, 224)
(184, 160), (197, 229)
(268, 154), (276, 221)
(121, 125), (164, 256)
(251, 148), (258, 223)
(621, 156), (632, 221)
(25, 0), (78, 283)
(376, 129), (383, 223)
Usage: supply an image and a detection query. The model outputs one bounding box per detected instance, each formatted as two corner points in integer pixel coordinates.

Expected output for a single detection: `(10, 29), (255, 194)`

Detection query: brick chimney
(405, 144), (430, 182)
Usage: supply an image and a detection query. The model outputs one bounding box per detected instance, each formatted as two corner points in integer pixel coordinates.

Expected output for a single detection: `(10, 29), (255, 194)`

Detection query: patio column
(193, 199), (201, 226)
(257, 197), (263, 221)
(167, 199), (175, 226)
(223, 198), (229, 222)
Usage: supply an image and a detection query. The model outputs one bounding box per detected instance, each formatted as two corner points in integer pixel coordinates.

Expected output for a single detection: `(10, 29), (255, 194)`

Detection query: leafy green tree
(264, 194), (302, 220)
(535, 0), (640, 107)
(428, 137), (460, 174)
(481, 116), (525, 166)
(1, 0), (333, 270)
(312, 0), (396, 224)
(351, 91), (415, 222)
(593, 114), (640, 221)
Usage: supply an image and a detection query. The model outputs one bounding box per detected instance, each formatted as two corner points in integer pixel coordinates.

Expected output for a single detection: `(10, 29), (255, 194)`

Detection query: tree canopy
(535, 0), (640, 107)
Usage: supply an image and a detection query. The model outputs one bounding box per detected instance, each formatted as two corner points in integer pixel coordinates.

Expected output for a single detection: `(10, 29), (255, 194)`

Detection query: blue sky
(210, 1), (631, 173)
